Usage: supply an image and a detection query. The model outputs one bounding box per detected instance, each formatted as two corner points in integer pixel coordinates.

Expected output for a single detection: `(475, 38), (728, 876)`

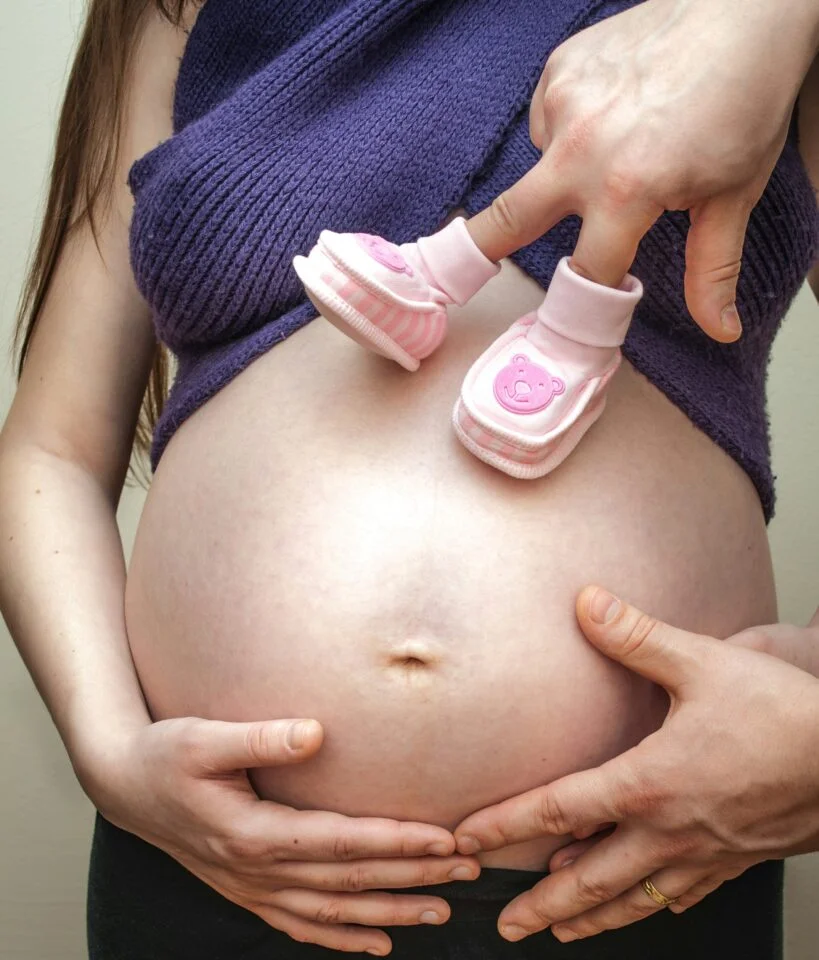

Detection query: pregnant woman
(2, 1), (818, 958)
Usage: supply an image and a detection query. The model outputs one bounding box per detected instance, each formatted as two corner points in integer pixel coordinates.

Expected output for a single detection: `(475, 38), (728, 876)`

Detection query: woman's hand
(82, 717), (480, 956)
(469, 0), (819, 340)
(453, 587), (819, 944)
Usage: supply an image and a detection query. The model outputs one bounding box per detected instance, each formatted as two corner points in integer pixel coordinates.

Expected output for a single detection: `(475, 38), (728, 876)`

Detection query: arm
(0, 5), (175, 789)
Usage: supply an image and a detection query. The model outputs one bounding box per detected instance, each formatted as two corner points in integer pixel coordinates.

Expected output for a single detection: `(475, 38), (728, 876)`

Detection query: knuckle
(315, 898), (345, 925)
(201, 832), (228, 864)
(488, 193), (521, 240)
(222, 830), (264, 863)
(570, 917), (602, 938)
(395, 822), (419, 858)
(620, 612), (662, 661)
(173, 717), (209, 763)
(522, 896), (555, 927)
(384, 905), (408, 927)
(421, 861), (452, 885)
(243, 722), (277, 766)
(339, 863), (369, 893)
(542, 81), (569, 118)
(536, 790), (571, 836)
(687, 250), (743, 284)
(554, 923), (583, 942)
(600, 166), (646, 211)
(331, 832), (357, 862)
(575, 874), (614, 905)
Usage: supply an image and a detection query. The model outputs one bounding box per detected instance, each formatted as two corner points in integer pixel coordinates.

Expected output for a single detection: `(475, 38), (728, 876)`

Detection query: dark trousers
(88, 813), (783, 959)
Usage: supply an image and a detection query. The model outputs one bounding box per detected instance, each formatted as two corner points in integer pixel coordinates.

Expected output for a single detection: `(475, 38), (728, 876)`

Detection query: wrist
(739, 0), (819, 65)
(65, 707), (151, 805)
(686, 0), (819, 83)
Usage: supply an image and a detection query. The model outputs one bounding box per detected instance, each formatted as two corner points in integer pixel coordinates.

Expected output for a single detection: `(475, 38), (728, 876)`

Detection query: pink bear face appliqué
(493, 354), (565, 415)
(355, 234), (414, 276)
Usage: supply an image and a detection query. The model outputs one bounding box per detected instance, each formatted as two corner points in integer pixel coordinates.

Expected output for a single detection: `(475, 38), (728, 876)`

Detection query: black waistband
(88, 814), (784, 957)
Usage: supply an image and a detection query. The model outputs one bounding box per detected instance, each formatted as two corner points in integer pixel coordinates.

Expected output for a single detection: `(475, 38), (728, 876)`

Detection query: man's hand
(453, 586), (819, 944)
(468, 0), (819, 340)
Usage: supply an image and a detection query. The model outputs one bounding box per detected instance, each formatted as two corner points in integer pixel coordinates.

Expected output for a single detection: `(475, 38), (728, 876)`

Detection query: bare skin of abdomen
(125, 240), (776, 871)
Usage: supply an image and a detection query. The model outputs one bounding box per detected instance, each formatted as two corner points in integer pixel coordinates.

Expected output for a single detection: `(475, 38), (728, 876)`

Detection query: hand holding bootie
(453, 258), (643, 478)
(292, 216), (500, 371)
(293, 221), (643, 480)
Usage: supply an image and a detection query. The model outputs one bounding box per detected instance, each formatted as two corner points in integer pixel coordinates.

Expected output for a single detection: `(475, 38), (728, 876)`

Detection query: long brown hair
(13, 0), (192, 474)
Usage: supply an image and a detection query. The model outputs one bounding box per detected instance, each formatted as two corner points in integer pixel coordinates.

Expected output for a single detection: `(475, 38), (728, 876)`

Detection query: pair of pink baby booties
(293, 216), (643, 478)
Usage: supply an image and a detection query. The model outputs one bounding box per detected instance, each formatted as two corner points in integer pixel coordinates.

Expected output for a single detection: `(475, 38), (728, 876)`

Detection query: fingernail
(365, 950), (386, 957)
(449, 865), (476, 881)
(420, 911), (442, 924)
(286, 721), (313, 750)
(720, 304), (742, 338)
(553, 927), (580, 942)
(555, 857), (575, 870)
(457, 836), (481, 855)
(500, 924), (529, 942)
(588, 589), (620, 624)
(426, 842), (451, 856)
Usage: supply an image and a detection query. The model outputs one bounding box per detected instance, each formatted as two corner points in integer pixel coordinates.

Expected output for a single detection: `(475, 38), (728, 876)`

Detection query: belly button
(392, 655), (427, 668)
(383, 639), (443, 679)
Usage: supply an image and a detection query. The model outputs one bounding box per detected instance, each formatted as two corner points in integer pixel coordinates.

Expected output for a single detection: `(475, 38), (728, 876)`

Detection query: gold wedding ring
(640, 877), (679, 907)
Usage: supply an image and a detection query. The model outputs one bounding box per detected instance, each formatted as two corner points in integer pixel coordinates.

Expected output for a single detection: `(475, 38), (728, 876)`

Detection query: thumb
(684, 192), (753, 343)
(576, 586), (707, 692)
(196, 718), (324, 771)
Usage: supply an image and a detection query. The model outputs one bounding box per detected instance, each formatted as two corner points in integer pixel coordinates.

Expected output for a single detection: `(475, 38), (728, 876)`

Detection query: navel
(382, 639), (445, 681)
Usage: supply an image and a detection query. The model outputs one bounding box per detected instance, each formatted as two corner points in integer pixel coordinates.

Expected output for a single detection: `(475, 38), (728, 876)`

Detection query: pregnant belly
(125, 255), (776, 870)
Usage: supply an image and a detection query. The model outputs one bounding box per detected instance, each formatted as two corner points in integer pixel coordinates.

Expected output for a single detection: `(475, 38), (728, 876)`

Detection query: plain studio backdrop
(1, 3), (818, 958)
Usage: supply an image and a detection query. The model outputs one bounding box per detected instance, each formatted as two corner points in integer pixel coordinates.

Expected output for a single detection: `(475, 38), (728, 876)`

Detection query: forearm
(0, 443), (151, 787)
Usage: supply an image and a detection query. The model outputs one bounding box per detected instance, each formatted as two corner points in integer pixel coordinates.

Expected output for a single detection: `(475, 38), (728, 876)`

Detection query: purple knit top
(129, 0), (819, 520)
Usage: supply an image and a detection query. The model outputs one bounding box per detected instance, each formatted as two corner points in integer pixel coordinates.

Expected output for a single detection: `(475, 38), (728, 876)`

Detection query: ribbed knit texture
(129, 0), (819, 519)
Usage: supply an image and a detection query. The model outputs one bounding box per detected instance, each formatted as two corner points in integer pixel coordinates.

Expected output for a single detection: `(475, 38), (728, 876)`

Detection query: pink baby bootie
(292, 216), (500, 371)
(453, 258), (643, 479)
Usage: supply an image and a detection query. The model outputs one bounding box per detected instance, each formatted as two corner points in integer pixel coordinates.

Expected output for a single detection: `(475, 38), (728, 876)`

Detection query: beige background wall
(1, 3), (818, 957)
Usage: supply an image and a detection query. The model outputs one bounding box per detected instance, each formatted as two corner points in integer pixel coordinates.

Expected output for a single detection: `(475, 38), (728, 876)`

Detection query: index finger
(268, 807), (457, 861)
(498, 826), (661, 934)
(454, 755), (640, 854)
